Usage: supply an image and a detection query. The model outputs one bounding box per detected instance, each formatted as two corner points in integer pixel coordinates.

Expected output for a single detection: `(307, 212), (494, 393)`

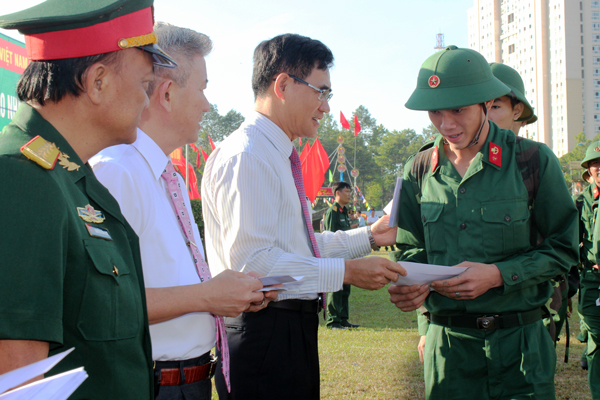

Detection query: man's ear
(273, 73), (290, 100)
(512, 102), (525, 121)
(484, 99), (494, 111)
(84, 62), (111, 105)
(157, 79), (173, 112)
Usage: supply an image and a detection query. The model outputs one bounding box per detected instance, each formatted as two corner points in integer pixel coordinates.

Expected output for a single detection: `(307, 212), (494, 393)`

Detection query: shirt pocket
(481, 199), (530, 259)
(77, 239), (141, 341)
(421, 202), (445, 254)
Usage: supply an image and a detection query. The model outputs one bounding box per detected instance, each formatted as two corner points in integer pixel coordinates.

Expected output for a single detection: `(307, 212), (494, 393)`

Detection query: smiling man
(90, 23), (275, 400)
(0, 0), (177, 399)
(202, 33), (405, 400)
(388, 46), (578, 399)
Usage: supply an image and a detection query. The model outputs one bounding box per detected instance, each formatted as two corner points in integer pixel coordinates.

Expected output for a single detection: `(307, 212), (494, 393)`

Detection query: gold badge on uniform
(20, 135), (60, 169)
(78, 204), (106, 223)
(428, 75), (441, 88)
(58, 152), (80, 171)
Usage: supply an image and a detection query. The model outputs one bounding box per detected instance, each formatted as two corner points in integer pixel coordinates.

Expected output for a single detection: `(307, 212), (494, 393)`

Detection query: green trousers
(580, 314), (600, 399)
(326, 284), (351, 327)
(424, 320), (556, 400)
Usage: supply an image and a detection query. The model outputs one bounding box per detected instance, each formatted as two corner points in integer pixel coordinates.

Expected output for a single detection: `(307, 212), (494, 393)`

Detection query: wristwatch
(366, 225), (380, 251)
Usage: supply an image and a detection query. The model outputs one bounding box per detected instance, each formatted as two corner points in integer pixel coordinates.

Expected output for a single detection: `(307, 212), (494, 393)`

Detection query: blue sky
(1, 0), (474, 134)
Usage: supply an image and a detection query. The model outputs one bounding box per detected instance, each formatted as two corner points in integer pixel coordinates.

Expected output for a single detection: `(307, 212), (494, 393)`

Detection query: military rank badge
(20, 135), (60, 169)
(489, 142), (502, 167)
(85, 223), (112, 240)
(77, 204), (106, 223)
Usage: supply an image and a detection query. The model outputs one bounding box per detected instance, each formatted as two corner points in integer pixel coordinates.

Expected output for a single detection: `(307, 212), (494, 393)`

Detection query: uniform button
(504, 215), (511, 222)
(422, 216), (426, 223)
(512, 274), (518, 281)
(459, 187), (466, 194)
(460, 223), (466, 230)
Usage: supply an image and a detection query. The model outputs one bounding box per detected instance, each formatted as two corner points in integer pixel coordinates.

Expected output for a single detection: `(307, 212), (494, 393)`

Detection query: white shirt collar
(249, 111), (295, 159)
(132, 128), (171, 181)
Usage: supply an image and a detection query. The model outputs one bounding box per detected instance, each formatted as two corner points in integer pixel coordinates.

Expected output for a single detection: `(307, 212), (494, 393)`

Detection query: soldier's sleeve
(494, 144), (579, 294)
(391, 156), (428, 264)
(0, 158), (66, 344)
(323, 208), (336, 232)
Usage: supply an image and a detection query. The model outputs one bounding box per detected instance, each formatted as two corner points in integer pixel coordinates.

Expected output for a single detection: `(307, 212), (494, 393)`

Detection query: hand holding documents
(391, 261), (467, 287)
(257, 275), (303, 291)
(0, 348), (87, 400)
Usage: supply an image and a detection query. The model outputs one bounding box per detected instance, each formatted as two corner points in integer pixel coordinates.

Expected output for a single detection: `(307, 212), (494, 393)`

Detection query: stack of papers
(0, 348), (87, 400)
(392, 261), (466, 286)
(257, 275), (303, 291)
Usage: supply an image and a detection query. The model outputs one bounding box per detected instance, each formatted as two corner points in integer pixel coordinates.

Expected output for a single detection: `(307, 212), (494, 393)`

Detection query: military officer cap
(489, 62), (536, 123)
(0, 0), (177, 68)
(406, 45), (510, 111)
(582, 141), (600, 169)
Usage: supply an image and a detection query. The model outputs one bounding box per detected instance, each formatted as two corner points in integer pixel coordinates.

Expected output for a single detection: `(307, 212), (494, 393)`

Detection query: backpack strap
(514, 136), (541, 209)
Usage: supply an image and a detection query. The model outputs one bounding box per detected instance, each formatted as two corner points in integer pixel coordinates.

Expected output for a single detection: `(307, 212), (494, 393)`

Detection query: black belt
(268, 299), (320, 313)
(428, 308), (542, 331)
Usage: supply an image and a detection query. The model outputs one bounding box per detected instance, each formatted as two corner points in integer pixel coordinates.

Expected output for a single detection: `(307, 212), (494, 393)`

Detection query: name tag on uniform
(85, 223), (112, 241)
(340, 218), (346, 222)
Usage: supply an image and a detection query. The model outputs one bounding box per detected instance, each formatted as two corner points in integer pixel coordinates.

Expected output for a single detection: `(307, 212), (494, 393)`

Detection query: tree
(197, 104), (244, 150)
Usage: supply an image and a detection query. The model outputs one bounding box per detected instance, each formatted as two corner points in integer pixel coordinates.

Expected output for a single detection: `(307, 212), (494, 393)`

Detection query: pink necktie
(289, 148), (326, 314)
(161, 161), (231, 392)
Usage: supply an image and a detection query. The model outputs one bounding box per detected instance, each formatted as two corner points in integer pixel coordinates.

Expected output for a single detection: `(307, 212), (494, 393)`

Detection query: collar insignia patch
(489, 142), (502, 167)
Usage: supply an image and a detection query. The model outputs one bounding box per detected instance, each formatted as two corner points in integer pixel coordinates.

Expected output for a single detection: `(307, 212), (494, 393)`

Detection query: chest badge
(78, 204), (106, 224)
(489, 142), (502, 167)
(85, 223), (113, 240)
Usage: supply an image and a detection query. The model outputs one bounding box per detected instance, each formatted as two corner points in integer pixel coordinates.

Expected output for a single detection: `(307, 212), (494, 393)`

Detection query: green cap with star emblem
(582, 140), (600, 169)
(406, 45), (510, 111)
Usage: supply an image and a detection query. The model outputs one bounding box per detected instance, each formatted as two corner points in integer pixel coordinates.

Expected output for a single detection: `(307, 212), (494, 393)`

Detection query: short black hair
(332, 181), (351, 195)
(17, 51), (121, 105)
(251, 33), (334, 99)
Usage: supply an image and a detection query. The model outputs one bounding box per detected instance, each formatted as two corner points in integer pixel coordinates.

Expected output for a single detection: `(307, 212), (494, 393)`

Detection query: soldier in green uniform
(0, 1), (176, 399)
(577, 141), (600, 398)
(388, 46), (578, 399)
(324, 181), (360, 329)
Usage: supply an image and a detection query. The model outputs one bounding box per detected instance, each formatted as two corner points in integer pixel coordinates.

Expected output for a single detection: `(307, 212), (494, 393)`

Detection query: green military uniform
(393, 123), (578, 399)
(323, 202), (353, 328)
(0, 105), (154, 399)
(578, 142), (600, 398)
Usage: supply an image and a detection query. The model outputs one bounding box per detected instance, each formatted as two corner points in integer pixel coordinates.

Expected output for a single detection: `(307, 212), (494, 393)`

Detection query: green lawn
(212, 249), (592, 399)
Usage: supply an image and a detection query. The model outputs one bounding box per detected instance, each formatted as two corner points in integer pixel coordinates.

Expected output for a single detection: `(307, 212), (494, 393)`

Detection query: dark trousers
(326, 284), (351, 326)
(215, 305), (320, 400)
(154, 353), (211, 400)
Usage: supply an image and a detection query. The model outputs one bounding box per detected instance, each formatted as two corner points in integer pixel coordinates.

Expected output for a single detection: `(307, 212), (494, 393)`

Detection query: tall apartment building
(467, 0), (598, 156)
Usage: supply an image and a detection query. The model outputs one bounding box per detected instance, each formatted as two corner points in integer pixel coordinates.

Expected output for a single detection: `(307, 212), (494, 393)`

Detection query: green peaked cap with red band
(0, 0), (177, 68)
(406, 45), (510, 111)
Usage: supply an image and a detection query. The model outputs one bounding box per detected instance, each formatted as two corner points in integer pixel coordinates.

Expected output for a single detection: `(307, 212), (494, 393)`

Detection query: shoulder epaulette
(332, 205), (338, 212)
(20, 135), (60, 169)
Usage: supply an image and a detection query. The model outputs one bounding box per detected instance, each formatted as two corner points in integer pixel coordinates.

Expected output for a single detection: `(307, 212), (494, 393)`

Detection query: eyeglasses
(289, 74), (333, 102)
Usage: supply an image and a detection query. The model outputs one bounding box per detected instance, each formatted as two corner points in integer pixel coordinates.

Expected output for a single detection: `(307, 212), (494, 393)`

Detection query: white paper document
(387, 177), (403, 227)
(0, 347), (87, 400)
(392, 261), (467, 286)
(257, 275), (303, 291)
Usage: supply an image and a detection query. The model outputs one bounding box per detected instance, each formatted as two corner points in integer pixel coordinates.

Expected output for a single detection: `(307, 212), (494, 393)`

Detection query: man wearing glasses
(202, 33), (404, 400)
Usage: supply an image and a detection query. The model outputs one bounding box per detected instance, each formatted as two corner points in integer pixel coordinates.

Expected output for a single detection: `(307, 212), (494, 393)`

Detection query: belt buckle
(208, 355), (218, 379)
(477, 316), (496, 331)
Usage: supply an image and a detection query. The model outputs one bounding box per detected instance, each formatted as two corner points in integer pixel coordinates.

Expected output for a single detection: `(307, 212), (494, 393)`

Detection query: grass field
(212, 249), (592, 399)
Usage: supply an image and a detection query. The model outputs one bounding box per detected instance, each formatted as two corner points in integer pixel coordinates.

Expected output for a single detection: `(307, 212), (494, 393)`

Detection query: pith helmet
(489, 62), (535, 122)
(0, 0), (176, 68)
(406, 45), (510, 111)
(581, 141), (600, 169)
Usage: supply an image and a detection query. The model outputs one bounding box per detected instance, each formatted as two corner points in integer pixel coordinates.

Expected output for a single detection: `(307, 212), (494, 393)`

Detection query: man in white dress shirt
(202, 33), (405, 400)
(91, 23), (275, 400)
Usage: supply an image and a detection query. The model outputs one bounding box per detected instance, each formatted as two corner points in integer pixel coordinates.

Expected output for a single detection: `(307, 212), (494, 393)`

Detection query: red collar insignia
(489, 142), (502, 167)
(594, 186), (599, 200)
(431, 146), (439, 171)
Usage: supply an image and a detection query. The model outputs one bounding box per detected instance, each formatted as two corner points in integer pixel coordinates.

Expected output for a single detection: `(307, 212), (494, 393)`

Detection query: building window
(509, 44), (515, 54)
(594, 0), (600, 8)
(594, 12), (600, 19)
(508, 13), (514, 23)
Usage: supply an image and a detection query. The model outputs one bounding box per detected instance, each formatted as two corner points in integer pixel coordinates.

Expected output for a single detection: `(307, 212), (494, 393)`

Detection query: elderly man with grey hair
(90, 22), (276, 400)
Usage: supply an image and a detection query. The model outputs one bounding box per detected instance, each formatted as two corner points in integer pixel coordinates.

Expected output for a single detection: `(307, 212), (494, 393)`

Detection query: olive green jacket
(323, 202), (352, 232)
(393, 122), (578, 316)
(0, 104), (153, 399)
